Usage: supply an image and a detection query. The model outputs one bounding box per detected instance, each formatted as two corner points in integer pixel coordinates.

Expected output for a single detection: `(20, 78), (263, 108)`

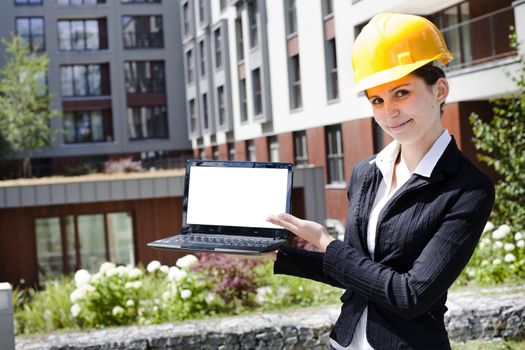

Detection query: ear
(435, 77), (449, 104)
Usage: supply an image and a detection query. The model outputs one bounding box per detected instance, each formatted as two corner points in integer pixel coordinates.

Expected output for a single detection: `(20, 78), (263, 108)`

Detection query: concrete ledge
(16, 286), (525, 350)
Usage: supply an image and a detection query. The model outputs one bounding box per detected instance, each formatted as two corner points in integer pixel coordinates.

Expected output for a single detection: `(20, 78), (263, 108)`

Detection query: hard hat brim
(351, 54), (447, 95)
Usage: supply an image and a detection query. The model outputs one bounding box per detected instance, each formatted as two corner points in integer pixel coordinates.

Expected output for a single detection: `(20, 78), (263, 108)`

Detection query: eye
(370, 97), (383, 105)
(394, 89), (409, 98)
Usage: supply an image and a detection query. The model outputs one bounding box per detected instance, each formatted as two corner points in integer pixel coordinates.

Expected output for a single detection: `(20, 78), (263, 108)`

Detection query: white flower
(162, 291), (171, 301)
(255, 286), (272, 304)
(517, 240), (525, 248)
(112, 306), (125, 317)
(147, 260), (161, 273)
(70, 303), (81, 317)
(493, 241), (503, 249)
(205, 292), (216, 305)
(492, 258), (502, 265)
(91, 272), (102, 283)
(99, 262), (116, 274)
(483, 221), (495, 233)
(480, 238), (491, 248)
(70, 284), (95, 303)
(492, 225), (511, 240)
(125, 281), (143, 289)
(126, 299), (135, 307)
(504, 243), (516, 251)
(504, 253), (516, 263)
(116, 265), (129, 276)
(176, 255), (199, 269)
(105, 266), (118, 277)
(515, 232), (523, 241)
(128, 268), (143, 279)
(168, 266), (187, 283)
(180, 289), (192, 299)
(74, 269), (91, 288)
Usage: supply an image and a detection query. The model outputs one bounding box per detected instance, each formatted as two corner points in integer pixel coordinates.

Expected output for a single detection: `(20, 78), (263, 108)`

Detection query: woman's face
(366, 74), (448, 148)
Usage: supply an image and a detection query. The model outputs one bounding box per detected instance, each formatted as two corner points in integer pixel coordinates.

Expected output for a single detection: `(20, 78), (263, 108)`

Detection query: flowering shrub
(457, 222), (525, 285)
(14, 254), (342, 335)
(104, 157), (144, 174)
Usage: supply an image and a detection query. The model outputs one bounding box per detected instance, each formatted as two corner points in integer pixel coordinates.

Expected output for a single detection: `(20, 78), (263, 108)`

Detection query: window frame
(15, 17), (45, 52)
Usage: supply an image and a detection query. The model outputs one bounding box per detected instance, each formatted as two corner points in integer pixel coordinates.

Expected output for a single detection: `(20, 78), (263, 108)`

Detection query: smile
(390, 119), (412, 131)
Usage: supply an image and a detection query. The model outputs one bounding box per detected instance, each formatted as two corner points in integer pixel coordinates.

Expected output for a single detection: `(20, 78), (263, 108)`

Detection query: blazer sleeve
(322, 175), (495, 319)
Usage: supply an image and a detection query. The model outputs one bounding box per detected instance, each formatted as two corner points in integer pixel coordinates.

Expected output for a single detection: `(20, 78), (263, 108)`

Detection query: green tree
(469, 33), (525, 233)
(0, 35), (59, 177)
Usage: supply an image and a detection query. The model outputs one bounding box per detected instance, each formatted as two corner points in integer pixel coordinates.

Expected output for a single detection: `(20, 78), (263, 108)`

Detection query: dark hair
(411, 63), (447, 113)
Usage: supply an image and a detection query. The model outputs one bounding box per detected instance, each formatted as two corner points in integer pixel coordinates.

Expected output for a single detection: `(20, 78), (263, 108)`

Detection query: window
(35, 213), (135, 283)
(121, 0), (160, 3)
(122, 15), (163, 48)
(252, 68), (262, 115)
(16, 0), (42, 5)
(198, 0), (206, 24)
(182, 2), (191, 36)
(212, 146), (219, 160)
(269, 136), (279, 162)
(63, 110), (112, 143)
(326, 124), (345, 184)
(290, 55), (302, 109)
(127, 105), (169, 140)
(186, 49), (194, 83)
(124, 60), (165, 93)
(219, 0), (227, 11)
(323, 0), (333, 17)
(239, 78), (248, 122)
(326, 39), (339, 100)
(214, 28), (223, 69)
(201, 93), (209, 130)
(217, 85), (225, 126)
(57, 19), (106, 51)
(189, 99), (197, 133)
(246, 140), (256, 161)
(228, 143), (235, 160)
(293, 130), (308, 166)
(57, 0), (106, 5)
(248, 0), (258, 49)
(286, 0), (297, 35)
(61, 64), (109, 97)
(235, 17), (244, 61)
(16, 17), (45, 52)
(199, 40), (206, 77)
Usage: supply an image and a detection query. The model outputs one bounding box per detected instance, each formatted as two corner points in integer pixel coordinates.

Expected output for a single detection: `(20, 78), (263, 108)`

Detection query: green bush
(456, 221), (525, 285)
(14, 254), (342, 335)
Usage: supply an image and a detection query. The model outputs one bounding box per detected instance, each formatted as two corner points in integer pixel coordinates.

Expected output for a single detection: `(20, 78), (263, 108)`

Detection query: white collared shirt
(330, 129), (451, 350)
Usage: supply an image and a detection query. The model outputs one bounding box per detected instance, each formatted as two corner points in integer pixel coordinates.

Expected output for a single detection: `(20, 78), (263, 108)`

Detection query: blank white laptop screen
(186, 166), (289, 229)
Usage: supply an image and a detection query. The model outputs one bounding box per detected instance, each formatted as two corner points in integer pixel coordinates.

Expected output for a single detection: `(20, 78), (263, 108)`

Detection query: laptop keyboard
(161, 234), (274, 248)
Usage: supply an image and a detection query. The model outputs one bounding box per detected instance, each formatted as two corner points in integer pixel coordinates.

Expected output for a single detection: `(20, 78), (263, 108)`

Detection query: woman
(267, 13), (495, 350)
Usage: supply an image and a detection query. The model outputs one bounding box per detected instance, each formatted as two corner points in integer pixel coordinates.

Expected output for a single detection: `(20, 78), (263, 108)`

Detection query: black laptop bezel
(181, 159), (293, 240)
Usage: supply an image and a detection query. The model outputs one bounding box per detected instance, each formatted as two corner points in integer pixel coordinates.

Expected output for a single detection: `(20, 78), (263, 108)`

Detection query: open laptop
(147, 159), (293, 255)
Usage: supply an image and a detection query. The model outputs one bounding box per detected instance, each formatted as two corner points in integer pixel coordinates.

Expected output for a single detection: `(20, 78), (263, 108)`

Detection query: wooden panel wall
(0, 197), (184, 288)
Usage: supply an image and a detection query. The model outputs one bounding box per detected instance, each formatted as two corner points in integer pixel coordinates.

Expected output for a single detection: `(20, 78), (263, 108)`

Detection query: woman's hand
(267, 213), (335, 252)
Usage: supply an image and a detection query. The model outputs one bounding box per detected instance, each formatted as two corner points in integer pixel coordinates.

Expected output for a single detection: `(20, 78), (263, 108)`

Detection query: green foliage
(451, 339), (525, 350)
(14, 255), (342, 335)
(13, 278), (77, 334)
(456, 222), (525, 286)
(0, 35), (59, 177)
(469, 31), (525, 234)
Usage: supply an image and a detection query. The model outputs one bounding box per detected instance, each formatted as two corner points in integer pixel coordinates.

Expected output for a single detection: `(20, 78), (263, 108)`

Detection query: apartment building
(0, 0), (192, 177)
(180, 0), (522, 222)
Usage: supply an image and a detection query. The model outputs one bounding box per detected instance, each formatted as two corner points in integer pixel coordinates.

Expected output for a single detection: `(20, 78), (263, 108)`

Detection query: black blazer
(274, 138), (495, 350)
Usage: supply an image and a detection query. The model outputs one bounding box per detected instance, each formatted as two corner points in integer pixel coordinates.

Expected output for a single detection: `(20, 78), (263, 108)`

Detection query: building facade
(0, 0), (192, 177)
(180, 0), (522, 222)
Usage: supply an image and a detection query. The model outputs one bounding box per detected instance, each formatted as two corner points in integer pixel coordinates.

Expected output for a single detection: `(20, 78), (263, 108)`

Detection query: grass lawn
(451, 339), (525, 349)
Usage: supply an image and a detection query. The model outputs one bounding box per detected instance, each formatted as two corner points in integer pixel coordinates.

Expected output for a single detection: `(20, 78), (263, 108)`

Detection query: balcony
(441, 6), (517, 71)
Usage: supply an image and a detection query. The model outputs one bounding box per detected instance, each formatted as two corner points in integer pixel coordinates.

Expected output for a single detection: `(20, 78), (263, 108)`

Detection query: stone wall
(16, 286), (525, 350)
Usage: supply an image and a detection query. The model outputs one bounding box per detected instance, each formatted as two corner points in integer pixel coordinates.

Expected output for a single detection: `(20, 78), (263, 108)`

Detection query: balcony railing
(441, 6), (517, 71)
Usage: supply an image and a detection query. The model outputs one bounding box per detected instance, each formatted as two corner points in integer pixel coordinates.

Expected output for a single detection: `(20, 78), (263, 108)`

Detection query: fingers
(267, 213), (299, 233)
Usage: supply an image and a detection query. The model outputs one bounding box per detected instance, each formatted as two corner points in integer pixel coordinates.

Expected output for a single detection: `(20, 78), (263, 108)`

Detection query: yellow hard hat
(351, 13), (453, 94)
